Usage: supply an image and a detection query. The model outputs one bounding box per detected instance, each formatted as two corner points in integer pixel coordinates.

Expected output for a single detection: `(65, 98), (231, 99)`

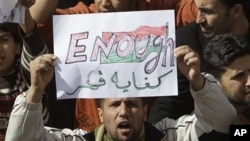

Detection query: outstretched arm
(6, 54), (89, 141)
(30, 0), (58, 24)
(18, 0), (49, 56)
(19, 0), (37, 34)
(155, 74), (237, 140)
(154, 46), (236, 140)
(175, 45), (236, 135)
(175, 45), (236, 133)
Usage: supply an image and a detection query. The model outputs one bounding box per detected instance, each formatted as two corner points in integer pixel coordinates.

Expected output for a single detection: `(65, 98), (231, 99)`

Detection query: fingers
(30, 54), (56, 72)
(29, 54), (56, 99)
(174, 45), (199, 65)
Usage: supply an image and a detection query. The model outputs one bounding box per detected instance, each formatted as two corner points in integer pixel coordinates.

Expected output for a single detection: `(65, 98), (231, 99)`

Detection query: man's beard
(111, 131), (138, 141)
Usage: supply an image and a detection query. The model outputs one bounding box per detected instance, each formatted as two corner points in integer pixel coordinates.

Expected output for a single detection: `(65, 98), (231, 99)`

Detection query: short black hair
(203, 33), (250, 79)
(0, 22), (22, 44)
(219, 0), (250, 21)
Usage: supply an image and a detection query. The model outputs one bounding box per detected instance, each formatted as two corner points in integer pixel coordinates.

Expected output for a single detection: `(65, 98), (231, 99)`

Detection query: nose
(119, 103), (129, 118)
(196, 11), (205, 24)
(246, 74), (250, 86)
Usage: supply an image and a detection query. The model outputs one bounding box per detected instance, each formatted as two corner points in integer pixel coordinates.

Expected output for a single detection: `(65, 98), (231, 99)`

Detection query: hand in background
(26, 54), (56, 103)
(175, 45), (204, 91)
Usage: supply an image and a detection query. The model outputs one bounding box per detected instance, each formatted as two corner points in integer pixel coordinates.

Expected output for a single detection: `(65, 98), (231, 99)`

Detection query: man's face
(94, 0), (137, 12)
(0, 30), (20, 75)
(98, 98), (147, 141)
(194, 0), (233, 38)
(218, 55), (250, 105)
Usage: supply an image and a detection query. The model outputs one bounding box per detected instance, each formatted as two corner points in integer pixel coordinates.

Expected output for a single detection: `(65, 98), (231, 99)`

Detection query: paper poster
(53, 10), (177, 99)
(0, 0), (25, 23)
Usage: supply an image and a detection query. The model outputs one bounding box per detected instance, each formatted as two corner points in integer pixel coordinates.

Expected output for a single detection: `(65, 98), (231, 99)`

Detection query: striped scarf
(0, 59), (49, 140)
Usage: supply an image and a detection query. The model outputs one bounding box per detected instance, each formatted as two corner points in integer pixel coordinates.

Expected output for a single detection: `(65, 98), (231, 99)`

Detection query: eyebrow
(198, 6), (216, 11)
(108, 99), (140, 103)
(0, 33), (11, 38)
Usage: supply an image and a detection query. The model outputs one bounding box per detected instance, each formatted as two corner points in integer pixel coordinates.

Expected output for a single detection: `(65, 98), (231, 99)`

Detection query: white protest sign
(53, 10), (177, 99)
(0, 0), (25, 23)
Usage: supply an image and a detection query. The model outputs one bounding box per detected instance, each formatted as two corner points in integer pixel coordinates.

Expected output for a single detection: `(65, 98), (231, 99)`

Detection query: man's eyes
(200, 8), (215, 15)
(109, 102), (138, 107)
(0, 37), (10, 42)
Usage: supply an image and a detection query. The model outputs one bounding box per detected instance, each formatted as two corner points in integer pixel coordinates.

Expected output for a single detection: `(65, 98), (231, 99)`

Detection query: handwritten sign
(0, 0), (25, 23)
(53, 10), (177, 99)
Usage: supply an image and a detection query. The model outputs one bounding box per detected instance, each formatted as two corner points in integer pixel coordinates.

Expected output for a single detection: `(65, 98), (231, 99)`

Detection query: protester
(154, 33), (250, 140)
(74, 0), (141, 131)
(148, 0), (250, 123)
(202, 34), (250, 124)
(0, 0), (49, 140)
(73, 0), (182, 131)
(5, 37), (236, 140)
(30, 0), (84, 129)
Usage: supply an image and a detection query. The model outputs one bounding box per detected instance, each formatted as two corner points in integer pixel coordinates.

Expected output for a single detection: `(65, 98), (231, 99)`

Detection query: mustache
(245, 87), (250, 94)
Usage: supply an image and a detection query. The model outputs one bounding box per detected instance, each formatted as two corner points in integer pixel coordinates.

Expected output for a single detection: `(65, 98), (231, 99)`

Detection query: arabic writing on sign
(64, 69), (173, 95)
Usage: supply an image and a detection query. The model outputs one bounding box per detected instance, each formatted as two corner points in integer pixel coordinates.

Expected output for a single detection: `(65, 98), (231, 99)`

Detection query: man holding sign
(65, 0), (176, 131)
(5, 32), (236, 140)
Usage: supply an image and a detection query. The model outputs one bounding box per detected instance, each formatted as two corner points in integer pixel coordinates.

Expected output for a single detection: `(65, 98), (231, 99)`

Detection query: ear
(15, 43), (22, 55)
(97, 108), (104, 123)
(217, 79), (222, 88)
(229, 4), (244, 19)
(143, 104), (148, 121)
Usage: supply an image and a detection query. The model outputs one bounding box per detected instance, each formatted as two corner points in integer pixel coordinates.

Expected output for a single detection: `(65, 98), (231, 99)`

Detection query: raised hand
(174, 45), (204, 91)
(26, 54), (56, 103)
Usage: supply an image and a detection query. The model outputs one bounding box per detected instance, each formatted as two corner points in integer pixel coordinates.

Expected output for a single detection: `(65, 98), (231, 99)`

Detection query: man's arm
(30, 0), (58, 24)
(6, 54), (88, 141)
(191, 74), (237, 133)
(19, 0), (49, 85)
(19, 0), (49, 57)
(154, 46), (236, 140)
(174, 45), (236, 133)
(148, 23), (201, 123)
(5, 93), (88, 141)
(155, 75), (236, 140)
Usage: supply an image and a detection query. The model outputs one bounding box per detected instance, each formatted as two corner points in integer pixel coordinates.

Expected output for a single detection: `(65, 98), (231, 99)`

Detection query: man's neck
(233, 103), (249, 113)
(233, 103), (250, 124)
